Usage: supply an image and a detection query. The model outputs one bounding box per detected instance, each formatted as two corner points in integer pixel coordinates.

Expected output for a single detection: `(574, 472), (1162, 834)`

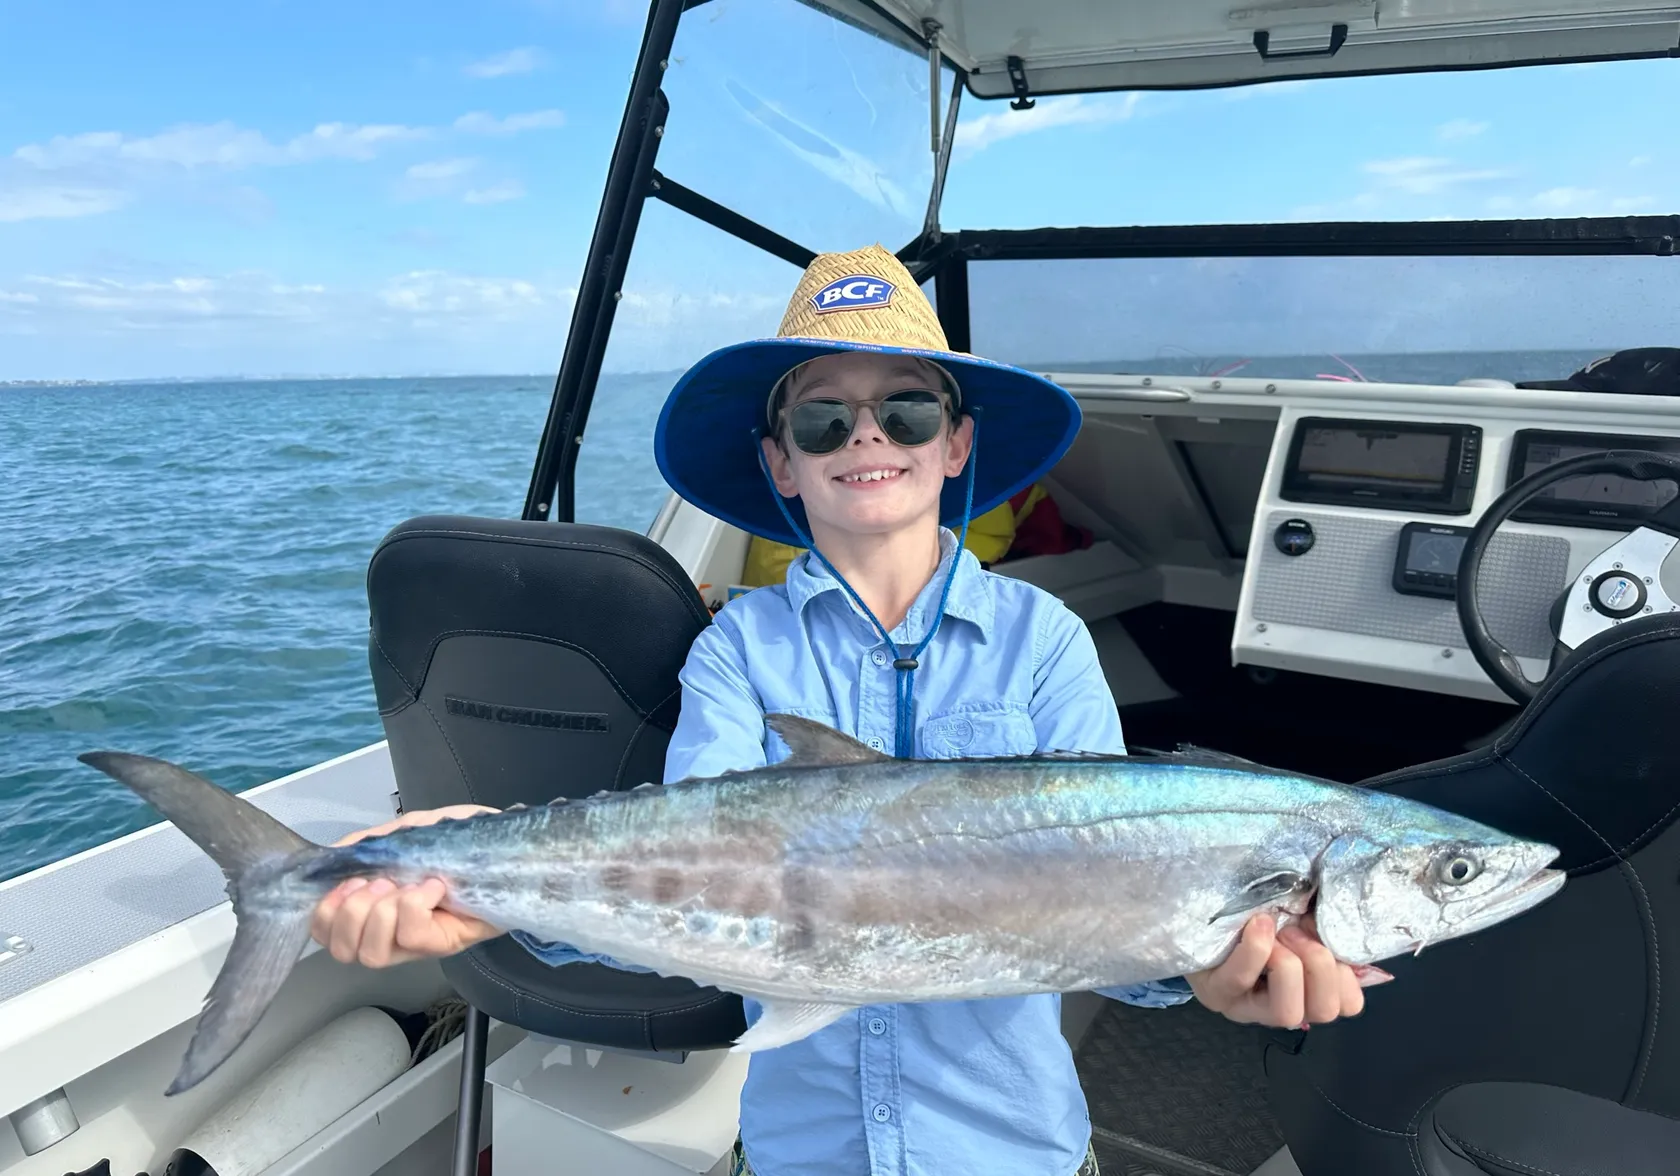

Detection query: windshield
(658, 0), (935, 254)
(944, 56), (1678, 228)
(966, 254), (1679, 384)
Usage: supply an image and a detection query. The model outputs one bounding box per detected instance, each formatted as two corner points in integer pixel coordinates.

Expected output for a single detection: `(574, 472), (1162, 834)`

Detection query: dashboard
(1237, 407), (1680, 701)
(1048, 373), (1680, 704)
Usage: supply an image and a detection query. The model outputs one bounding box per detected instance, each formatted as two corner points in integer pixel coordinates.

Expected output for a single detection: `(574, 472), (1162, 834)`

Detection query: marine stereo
(1280, 417), (1481, 515)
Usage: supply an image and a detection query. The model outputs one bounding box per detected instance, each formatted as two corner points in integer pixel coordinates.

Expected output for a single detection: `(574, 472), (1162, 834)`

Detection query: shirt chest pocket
(919, 704), (1037, 760)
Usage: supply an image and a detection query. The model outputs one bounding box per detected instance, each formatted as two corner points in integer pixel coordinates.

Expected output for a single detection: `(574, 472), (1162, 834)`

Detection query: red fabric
(1007, 489), (1093, 559)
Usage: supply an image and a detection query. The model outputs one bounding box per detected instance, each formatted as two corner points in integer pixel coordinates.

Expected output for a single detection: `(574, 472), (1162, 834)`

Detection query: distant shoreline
(0, 349), (1609, 389)
(0, 370), (678, 389)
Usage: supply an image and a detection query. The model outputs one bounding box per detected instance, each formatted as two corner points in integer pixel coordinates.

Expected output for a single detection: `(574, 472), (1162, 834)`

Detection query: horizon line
(0, 346), (1612, 387)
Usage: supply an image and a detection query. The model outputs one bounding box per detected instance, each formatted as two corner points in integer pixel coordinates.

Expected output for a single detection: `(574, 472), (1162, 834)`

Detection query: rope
(755, 412), (980, 758)
(412, 996), (469, 1064)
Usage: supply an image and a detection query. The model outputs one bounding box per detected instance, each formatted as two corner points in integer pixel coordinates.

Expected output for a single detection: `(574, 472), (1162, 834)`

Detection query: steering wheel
(1457, 449), (1680, 704)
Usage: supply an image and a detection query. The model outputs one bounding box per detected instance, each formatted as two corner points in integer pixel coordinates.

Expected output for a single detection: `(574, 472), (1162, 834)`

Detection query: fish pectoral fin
(764, 714), (890, 767)
(1210, 870), (1312, 923)
(728, 1000), (855, 1053)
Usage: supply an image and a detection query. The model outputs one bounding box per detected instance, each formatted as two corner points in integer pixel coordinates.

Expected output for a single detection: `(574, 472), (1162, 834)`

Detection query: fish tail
(79, 750), (327, 1095)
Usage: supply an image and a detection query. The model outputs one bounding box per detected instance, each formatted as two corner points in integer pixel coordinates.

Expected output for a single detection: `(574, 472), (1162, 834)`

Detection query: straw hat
(653, 244), (1081, 547)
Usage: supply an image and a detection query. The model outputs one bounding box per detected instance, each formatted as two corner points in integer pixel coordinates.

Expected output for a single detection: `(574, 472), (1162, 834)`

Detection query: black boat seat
(1263, 611), (1680, 1176)
(1425, 1082), (1680, 1175)
(365, 513), (747, 1049)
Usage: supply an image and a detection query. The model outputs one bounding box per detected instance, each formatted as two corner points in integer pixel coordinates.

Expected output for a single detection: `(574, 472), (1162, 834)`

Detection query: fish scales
(77, 713), (1566, 1092)
(358, 760), (1353, 1002)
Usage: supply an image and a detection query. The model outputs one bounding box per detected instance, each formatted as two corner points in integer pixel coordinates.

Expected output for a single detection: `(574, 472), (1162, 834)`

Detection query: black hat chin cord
(753, 413), (980, 758)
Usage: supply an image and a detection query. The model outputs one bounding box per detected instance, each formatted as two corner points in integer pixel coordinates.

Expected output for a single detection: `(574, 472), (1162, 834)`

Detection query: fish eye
(1440, 854), (1481, 885)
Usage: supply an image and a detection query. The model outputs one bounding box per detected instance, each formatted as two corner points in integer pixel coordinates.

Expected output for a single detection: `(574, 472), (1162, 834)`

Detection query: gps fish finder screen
(1295, 426), (1452, 490)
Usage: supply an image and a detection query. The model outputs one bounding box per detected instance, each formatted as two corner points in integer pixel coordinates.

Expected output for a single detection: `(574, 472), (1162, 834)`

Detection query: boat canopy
(519, 0), (1680, 523)
(809, 0), (1680, 96)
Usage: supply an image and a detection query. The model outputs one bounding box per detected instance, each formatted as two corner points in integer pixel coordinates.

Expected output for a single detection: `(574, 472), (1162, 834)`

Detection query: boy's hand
(310, 805), (506, 968)
(1186, 913), (1372, 1029)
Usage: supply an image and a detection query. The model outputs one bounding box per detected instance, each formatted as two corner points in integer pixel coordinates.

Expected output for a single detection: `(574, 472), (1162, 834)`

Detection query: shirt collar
(783, 527), (995, 644)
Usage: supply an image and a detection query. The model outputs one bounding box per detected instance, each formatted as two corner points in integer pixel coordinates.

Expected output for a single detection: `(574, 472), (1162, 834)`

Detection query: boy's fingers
(1279, 925), (1343, 1024)
(358, 888), (405, 968)
(1207, 915), (1276, 1006)
(329, 878), (395, 964)
(396, 879), (450, 954)
(1252, 942), (1305, 1028)
(310, 878), (365, 944)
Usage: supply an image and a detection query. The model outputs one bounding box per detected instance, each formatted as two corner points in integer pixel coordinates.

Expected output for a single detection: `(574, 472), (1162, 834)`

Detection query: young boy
(312, 246), (1370, 1176)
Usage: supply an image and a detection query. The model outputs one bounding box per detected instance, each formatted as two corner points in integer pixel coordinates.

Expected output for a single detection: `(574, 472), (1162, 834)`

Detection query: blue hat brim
(653, 337), (1082, 548)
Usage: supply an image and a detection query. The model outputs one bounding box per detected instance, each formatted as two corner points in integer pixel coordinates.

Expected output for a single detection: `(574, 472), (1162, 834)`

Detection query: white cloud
(1436, 119), (1489, 141)
(14, 120), (429, 171)
(288, 122), (430, 162)
(379, 270), (552, 314)
(1530, 186), (1599, 211)
(0, 116), (456, 223)
(463, 48), (543, 78)
(454, 110), (565, 136)
(954, 93), (1142, 155)
(463, 180), (526, 204)
(406, 157), (478, 181)
(0, 184), (128, 222)
(1218, 78), (1317, 103)
(0, 261), (800, 378)
(1487, 188), (1655, 215)
(1362, 156), (1511, 195)
(1630, 155), (1652, 167)
(8, 271), (338, 327)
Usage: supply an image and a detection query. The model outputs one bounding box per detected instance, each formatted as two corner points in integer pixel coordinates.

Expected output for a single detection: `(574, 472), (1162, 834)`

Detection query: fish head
(1312, 813), (1565, 964)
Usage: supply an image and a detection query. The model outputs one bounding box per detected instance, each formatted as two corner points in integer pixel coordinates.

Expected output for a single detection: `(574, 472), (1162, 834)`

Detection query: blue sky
(2, 0), (1675, 381)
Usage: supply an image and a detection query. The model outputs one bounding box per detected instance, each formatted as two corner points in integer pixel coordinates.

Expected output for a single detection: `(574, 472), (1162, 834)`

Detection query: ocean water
(1, 372), (680, 883)
(0, 350), (1610, 882)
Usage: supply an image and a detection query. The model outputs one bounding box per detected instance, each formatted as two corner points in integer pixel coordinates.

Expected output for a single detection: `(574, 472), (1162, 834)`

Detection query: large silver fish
(80, 714), (1564, 1095)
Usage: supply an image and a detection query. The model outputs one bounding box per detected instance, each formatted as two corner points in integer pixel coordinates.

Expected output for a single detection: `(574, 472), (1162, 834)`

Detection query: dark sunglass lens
(788, 400), (855, 454)
(878, 390), (944, 446)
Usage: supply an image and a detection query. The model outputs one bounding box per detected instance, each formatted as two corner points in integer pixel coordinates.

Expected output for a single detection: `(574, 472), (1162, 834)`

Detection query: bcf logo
(810, 275), (896, 314)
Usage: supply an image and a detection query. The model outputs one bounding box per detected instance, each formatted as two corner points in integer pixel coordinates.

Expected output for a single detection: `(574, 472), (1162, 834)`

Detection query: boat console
(1045, 371), (1680, 704)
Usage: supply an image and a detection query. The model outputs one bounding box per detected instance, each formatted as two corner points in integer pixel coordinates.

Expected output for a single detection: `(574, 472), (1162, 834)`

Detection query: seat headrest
(366, 514), (712, 716)
(1369, 610), (1680, 873)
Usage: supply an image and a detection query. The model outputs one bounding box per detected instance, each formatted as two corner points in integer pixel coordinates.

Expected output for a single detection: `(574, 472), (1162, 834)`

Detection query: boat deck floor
(1077, 999), (1284, 1176)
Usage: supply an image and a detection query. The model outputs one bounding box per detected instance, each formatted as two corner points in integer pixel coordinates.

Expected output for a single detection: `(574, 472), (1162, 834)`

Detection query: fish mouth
(1479, 865), (1567, 921)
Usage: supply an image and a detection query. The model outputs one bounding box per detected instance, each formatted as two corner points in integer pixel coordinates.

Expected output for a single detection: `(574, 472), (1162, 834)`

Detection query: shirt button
(867, 1017), (886, 1035)
(871, 649), (888, 667)
(872, 1103), (892, 1122)
(867, 737), (884, 751)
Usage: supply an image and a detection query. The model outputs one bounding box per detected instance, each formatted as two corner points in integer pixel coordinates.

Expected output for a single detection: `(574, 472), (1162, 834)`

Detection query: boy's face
(761, 351), (974, 542)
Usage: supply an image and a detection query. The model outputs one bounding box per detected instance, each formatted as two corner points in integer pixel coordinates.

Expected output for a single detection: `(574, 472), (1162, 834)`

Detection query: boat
(5, 2), (1680, 1174)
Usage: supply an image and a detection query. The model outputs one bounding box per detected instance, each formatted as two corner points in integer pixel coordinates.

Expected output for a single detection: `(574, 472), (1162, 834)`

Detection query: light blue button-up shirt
(517, 528), (1193, 1176)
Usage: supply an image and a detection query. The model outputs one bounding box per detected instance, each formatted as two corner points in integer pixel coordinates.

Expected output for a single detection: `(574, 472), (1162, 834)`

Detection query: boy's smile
(834, 464), (906, 486)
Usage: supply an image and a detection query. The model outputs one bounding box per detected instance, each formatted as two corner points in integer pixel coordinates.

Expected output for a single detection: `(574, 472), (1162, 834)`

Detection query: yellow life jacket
(737, 487), (1046, 588)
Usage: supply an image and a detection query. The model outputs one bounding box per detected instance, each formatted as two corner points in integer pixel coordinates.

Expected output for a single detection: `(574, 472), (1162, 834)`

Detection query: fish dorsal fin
(1174, 742), (1261, 766)
(1125, 743), (1264, 768)
(1035, 749), (1130, 762)
(765, 714), (890, 766)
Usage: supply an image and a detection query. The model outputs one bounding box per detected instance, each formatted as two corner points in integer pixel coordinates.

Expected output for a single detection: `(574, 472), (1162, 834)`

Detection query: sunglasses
(779, 388), (952, 456)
